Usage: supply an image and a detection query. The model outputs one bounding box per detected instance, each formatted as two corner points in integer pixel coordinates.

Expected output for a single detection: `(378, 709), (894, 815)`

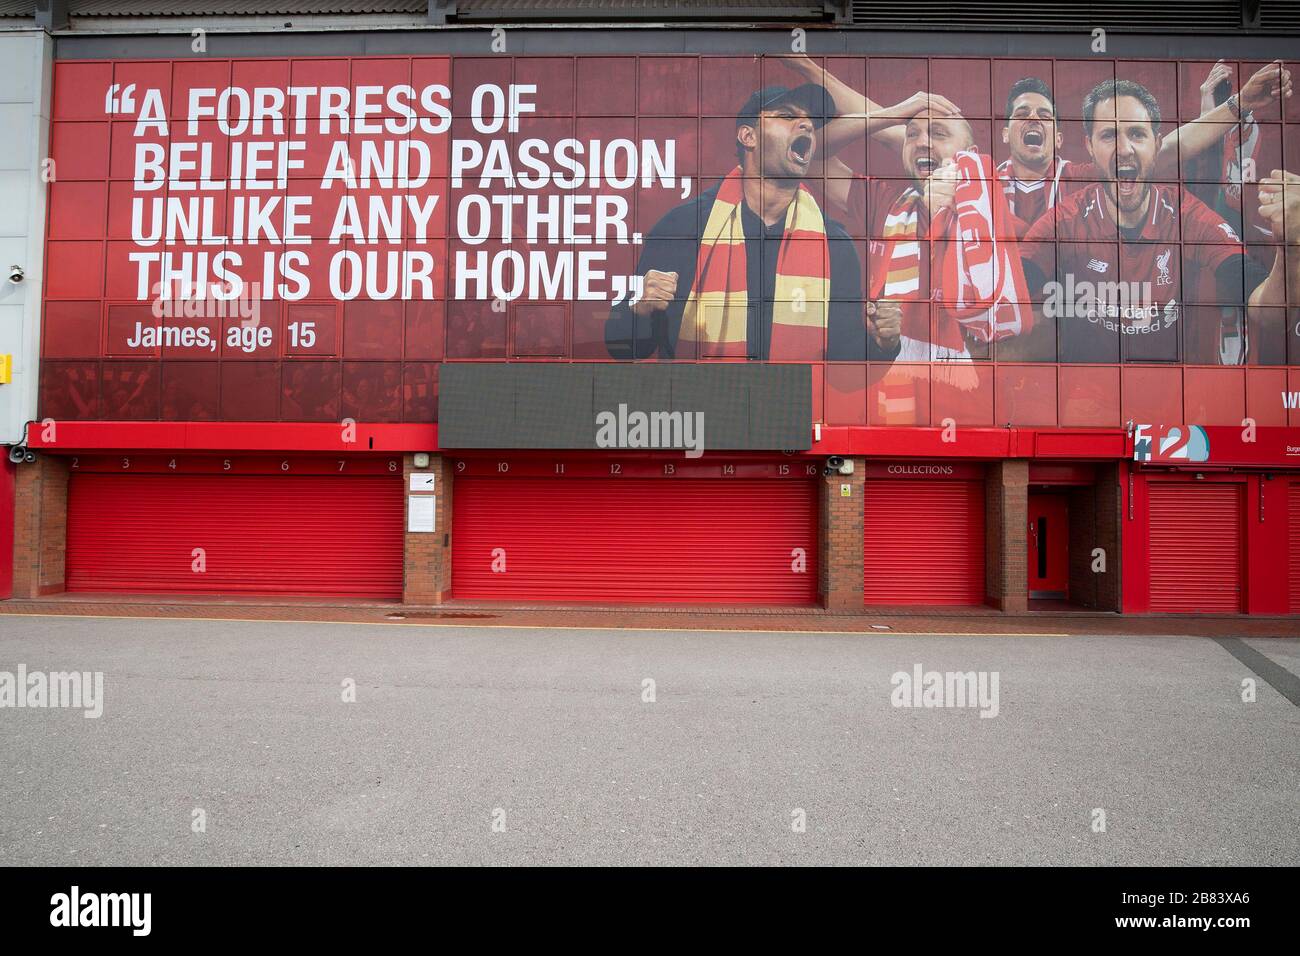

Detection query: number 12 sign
(1133, 424), (1211, 463)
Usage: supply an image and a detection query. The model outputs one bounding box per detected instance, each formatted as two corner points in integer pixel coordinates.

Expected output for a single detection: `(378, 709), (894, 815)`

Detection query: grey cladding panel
(439, 363), (811, 450)
(749, 364), (811, 449)
(513, 364), (595, 447)
(670, 363), (749, 451)
(594, 365), (671, 418)
(438, 363), (516, 448)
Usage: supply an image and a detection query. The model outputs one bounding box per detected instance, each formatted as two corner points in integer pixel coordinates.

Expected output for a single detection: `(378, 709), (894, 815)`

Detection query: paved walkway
(2, 594), (1297, 637)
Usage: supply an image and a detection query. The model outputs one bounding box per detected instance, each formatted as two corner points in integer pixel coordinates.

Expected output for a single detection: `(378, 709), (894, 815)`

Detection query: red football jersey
(996, 158), (1096, 236)
(1023, 183), (1244, 363)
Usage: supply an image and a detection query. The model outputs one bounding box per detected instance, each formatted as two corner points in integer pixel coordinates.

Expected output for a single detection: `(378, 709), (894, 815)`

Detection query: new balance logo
(1086, 258), (1109, 273)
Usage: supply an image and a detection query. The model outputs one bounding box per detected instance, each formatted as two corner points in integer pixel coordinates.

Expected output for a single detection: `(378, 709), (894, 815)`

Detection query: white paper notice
(408, 495), (436, 533)
(409, 472), (435, 491)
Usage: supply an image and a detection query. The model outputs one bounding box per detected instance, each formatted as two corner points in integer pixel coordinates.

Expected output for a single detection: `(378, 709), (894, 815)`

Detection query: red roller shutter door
(66, 473), (403, 598)
(1289, 482), (1300, 613)
(1148, 482), (1243, 613)
(452, 477), (817, 605)
(863, 479), (985, 605)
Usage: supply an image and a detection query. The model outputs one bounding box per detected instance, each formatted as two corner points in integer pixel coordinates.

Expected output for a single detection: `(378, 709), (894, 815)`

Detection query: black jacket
(605, 183), (898, 362)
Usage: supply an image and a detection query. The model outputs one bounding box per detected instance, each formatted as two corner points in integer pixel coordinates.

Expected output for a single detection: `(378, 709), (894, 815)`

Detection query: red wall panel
(38, 53), (1300, 435)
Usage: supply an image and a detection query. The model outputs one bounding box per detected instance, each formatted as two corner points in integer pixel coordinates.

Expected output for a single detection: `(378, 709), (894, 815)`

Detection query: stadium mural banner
(39, 54), (1300, 430)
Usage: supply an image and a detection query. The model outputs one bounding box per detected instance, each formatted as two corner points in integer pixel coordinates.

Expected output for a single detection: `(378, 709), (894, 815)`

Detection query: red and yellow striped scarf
(873, 189), (923, 424)
(873, 188), (923, 300)
(680, 167), (830, 358)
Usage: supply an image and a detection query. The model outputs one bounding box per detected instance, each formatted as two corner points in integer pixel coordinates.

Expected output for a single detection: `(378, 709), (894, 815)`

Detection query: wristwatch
(1225, 92), (1252, 122)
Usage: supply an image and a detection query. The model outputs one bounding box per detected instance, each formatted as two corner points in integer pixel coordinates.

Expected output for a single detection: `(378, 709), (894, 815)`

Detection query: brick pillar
(819, 456), (865, 610)
(11, 454), (70, 599)
(1093, 462), (1122, 611)
(985, 459), (1028, 612)
(402, 453), (453, 605)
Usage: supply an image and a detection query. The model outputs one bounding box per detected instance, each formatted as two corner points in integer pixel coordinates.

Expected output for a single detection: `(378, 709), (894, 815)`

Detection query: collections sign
(862, 462), (983, 480)
(39, 53), (1300, 432)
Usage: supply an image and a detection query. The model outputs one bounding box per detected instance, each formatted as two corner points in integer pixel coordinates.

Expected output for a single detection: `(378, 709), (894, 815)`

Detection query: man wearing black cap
(605, 84), (899, 362)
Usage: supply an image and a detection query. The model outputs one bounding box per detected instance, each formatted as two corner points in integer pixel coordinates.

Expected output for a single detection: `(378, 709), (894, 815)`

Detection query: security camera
(827, 455), (845, 469)
(7, 265), (23, 284)
(8, 445), (29, 464)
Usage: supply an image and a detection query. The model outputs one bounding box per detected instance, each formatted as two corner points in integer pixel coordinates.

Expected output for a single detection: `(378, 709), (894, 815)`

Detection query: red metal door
(1148, 482), (1243, 613)
(66, 473), (404, 598)
(863, 479), (986, 605)
(1028, 493), (1069, 598)
(452, 477), (818, 605)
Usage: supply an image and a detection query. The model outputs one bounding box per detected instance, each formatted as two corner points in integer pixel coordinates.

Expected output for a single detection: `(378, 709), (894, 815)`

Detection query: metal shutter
(66, 473), (404, 598)
(452, 476), (818, 605)
(863, 479), (986, 605)
(1290, 482), (1300, 613)
(1148, 482), (1243, 613)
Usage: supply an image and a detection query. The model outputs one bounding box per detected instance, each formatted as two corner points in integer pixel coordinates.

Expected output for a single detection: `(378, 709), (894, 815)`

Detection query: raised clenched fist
(1258, 170), (1300, 244)
(867, 299), (903, 348)
(632, 269), (679, 317)
(925, 159), (961, 217)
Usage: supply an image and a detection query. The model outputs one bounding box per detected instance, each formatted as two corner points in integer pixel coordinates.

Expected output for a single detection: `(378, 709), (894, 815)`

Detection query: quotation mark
(104, 83), (137, 115)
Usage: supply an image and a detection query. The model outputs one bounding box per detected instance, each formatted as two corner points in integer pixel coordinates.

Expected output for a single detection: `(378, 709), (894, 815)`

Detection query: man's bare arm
(779, 54), (960, 160)
(1156, 60), (1293, 178)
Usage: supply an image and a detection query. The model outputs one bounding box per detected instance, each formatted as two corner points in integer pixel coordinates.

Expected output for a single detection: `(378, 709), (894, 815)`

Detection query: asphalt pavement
(1, 614), (1296, 866)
